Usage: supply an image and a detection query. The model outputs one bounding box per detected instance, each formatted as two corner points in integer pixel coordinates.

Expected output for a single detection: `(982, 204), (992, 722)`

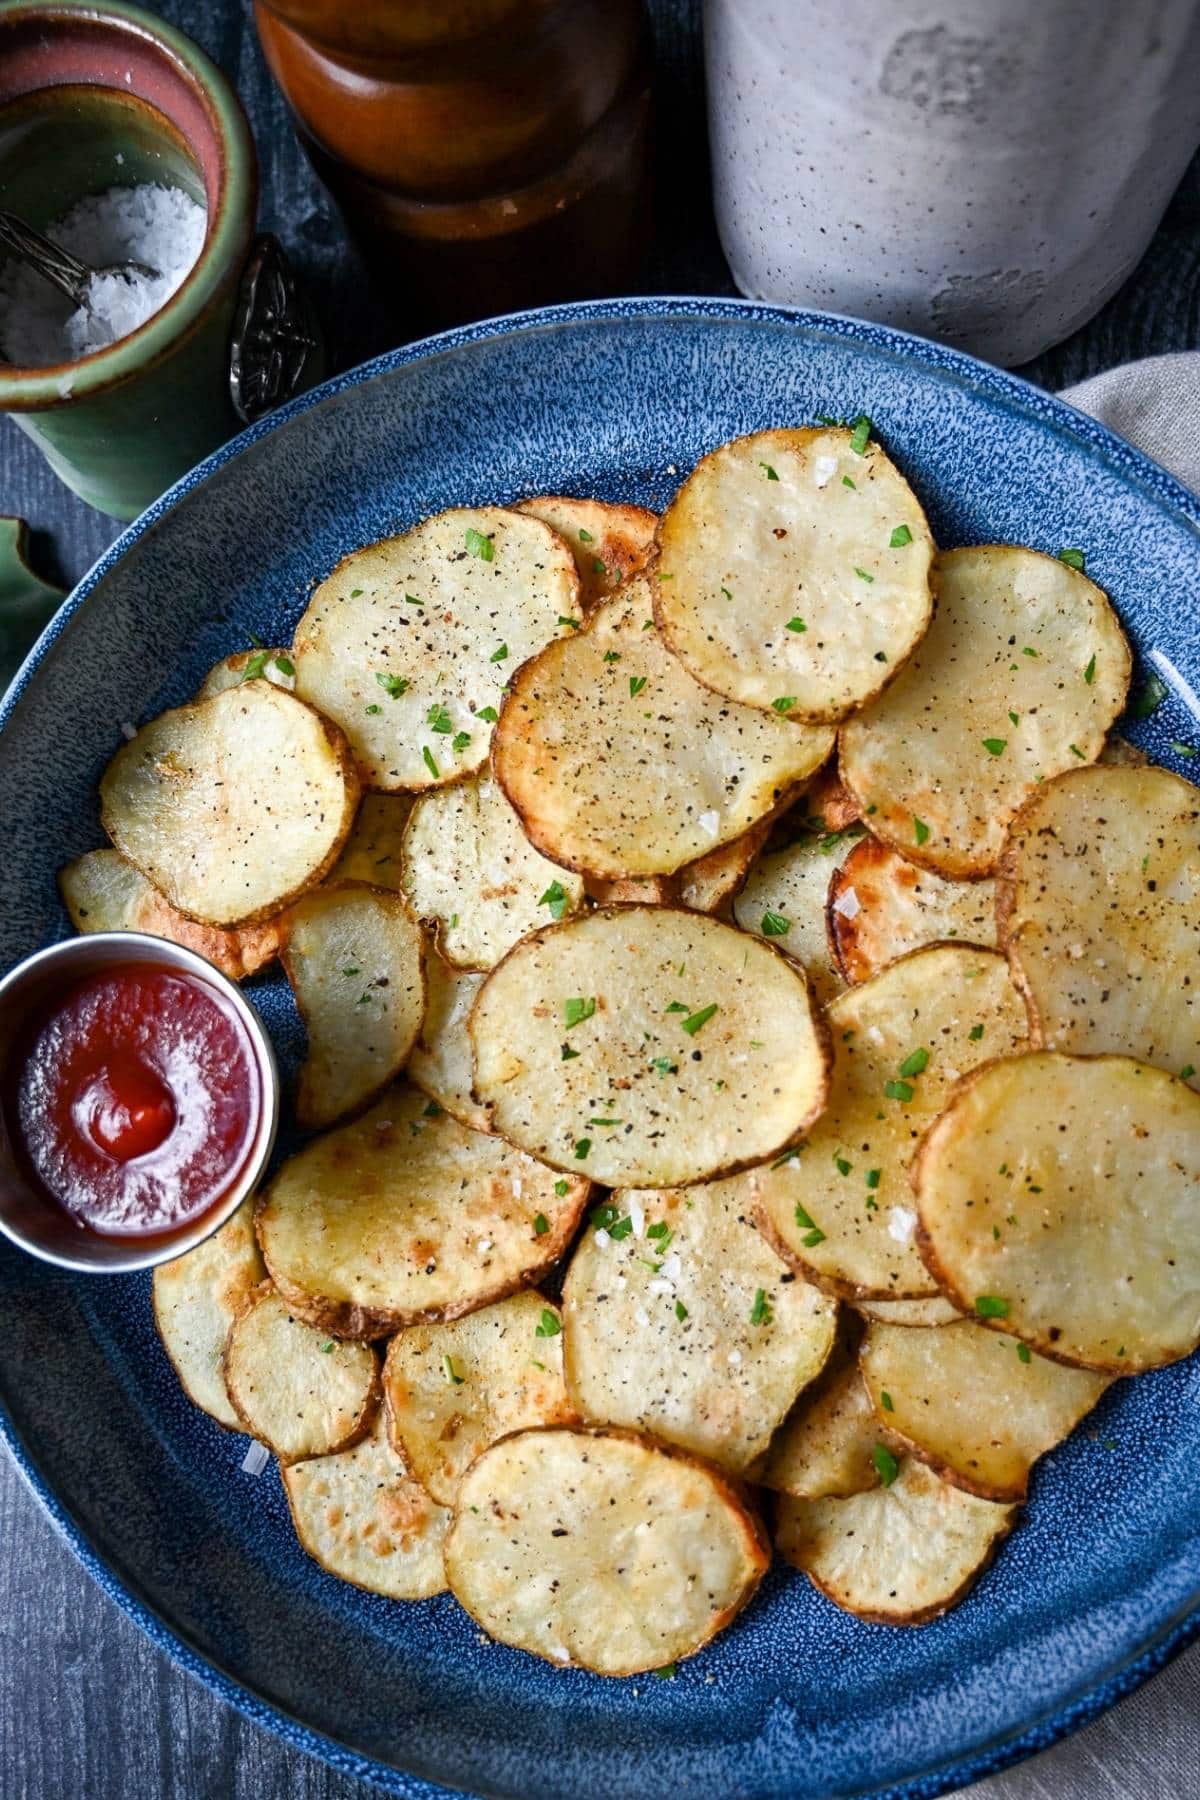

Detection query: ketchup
(6, 963), (261, 1239)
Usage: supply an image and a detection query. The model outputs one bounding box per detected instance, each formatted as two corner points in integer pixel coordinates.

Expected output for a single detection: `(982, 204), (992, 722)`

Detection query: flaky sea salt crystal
(832, 885), (860, 919)
(0, 183), (206, 368)
(240, 1440), (270, 1476)
(813, 454), (838, 488)
(887, 1206), (917, 1245)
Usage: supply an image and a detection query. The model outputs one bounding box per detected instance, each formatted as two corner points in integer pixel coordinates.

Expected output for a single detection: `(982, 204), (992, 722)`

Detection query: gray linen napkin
(952, 353), (1200, 1799)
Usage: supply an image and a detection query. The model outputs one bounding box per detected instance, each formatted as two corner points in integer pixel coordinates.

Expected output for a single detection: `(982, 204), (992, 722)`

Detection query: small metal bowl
(0, 932), (279, 1274)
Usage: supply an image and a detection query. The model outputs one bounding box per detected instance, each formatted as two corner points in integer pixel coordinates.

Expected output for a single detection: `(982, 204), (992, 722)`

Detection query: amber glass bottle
(254, 0), (653, 329)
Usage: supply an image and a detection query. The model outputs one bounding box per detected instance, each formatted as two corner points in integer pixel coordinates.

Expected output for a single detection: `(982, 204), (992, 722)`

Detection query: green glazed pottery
(0, 0), (257, 520)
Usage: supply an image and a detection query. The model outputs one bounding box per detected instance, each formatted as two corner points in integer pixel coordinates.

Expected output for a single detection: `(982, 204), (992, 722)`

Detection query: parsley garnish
(855, 566), (875, 583)
(898, 1048), (929, 1078)
(341, 965), (360, 976)
(320, 1340), (334, 1353)
(535, 1309), (561, 1338)
(761, 910), (790, 937)
(442, 1354), (464, 1386)
(975, 1295), (1010, 1319)
(1022, 646), (1039, 658)
(427, 702), (452, 734)
(603, 650), (621, 663)
(578, 528), (593, 543)
(1180, 1063), (1195, 1080)
(490, 642), (508, 663)
(1017, 1343), (1032, 1363)
(376, 670), (408, 698)
(849, 415), (872, 455)
(629, 675), (647, 697)
(749, 1288), (773, 1326)
(912, 816), (930, 846)
(403, 592), (423, 608)
(348, 590), (362, 599)
(465, 527), (494, 561)
(675, 1300), (688, 1322)
(654, 1665), (677, 1680)
(1131, 673), (1167, 718)
(592, 558), (607, 577)
(478, 705), (499, 722)
(842, 475), (856, 489)
(884, 1079), (913, 1103)
(588, 1116), (622, 1128)
(786, 617), (807, 633)
(1083, 654), (1096, 685)
(573, 1138), (591, 1159)
(890, 524), (913, 548)
(880, 1390), (894, 1412)
(1009, 710), (1020, 725)
(772, 696), (797, 713)
(533, 1213), (549, 1236)
(793, 1203), (825, 1248)
(557, 615), (579, 630)
(1171, 742), (1198, 759)
(241, 650), (269, 682)
(1069, 743), (1085, 759)
(564, 996), (595, 1029)
(650, 1056), (676, 1075)
(554, 1179), (569, 1197)
(835, 1154), (852, 1177)
(969, 1023), (984, 1041)
(665, 1001), (689, 1014)
(759, 462), (779, 481)
(1057, 547), (1085, 572)
(872, 1444), (899, 1486)
(680, 1003), (718, 1036)
(982, 737), (1007, 756)
(422, 745), (439, 778)
(452, 731), (471, 753)
(865, 1168), (881, 1189)
(365, 702), (381, 714)
(539, 880), (569, 921)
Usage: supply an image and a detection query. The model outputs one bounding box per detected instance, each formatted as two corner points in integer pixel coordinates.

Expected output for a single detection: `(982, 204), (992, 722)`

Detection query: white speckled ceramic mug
(705, 0), (1200, 365)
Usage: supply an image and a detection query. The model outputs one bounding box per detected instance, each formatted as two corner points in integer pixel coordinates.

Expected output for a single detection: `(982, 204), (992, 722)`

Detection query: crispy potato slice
(401, 772), (585, 970)
(328, 793), (413, 890)
(256, 1084), (589, 1337)
(492, 578), (832, 880)
(860, 1318), (1108, 1501)
(445, 1426), (769, 1674)
(283, 1411), (449, 1599)
(152, 1198), (266, 1428)
(99, 683), (359, 926)
(997, 765), (1200, 1087)
(776, 1457), (1015, 1624)
(585, 873), (677, 905)
(196, 647), (295, 699)
(562, 1179), (837, 1472)
(754, 946), (1027, 1300)
(732, 819), (862, 1004)
(60, 848), (284, 981)
(383, 1291), (574, 1504)
(678, 821), (772, 915)
(914, 1052), (1200, 1373)
(1100, 734), (1149, 768)
(471, 906), (829, 1187)
(515, 495), (658, 611)
(282, 882), (425, 1129)
(293, 508), (582, 792)
(804, 760), (861, 831)
(223, 1283), (378, 1462)
(829, 836), (996, 983)
(759, 1336), (885, 1499)
(406, 949), (491, 1133)
(854, 1295), (962, 1328)
(655, 427), (935, 723)
(840, 545), (1131, 878)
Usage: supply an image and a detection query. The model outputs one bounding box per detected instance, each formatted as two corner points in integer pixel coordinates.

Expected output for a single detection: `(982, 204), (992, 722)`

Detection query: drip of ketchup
(6, 963), (260, 1240)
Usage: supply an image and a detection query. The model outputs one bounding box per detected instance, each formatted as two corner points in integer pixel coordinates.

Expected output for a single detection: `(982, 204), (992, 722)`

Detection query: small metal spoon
(0, 208), (158, 308)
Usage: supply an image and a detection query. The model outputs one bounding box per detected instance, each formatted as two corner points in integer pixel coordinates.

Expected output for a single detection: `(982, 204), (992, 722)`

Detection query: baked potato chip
(383, 1292), (574, 1504)
(655, 427), (935, 723)
(914, 1052), (1200, 1373)
(1100, 734), (1149, 768)
(196, 647), (295, 699)
(445, 1426), (769, 1674)
(840, 545), (1131, 877)
(471, 906), (830, 1187)
(223, 1283), (379, 1462)
(860, 1319), (1108, 1500)
(754, 946), (1027, 1299)
(585, 873), (676, 905)
(829, 836), (997, 983)
(401, 772), (585, 970)
(758, 1335), (882, 1499)
(282, 882), (425, 1129)
(732, 819), (862, 1004)
(283, 1411), (449, 1600)
(492, 579), (831, 879)
(99, 682), (359, 926)
(854, 1295), (961, 1328)
(776, 1457), (1015, 1624)
(804, 760), (861, 831)
(997, 765), (1200, 1087)
(406, 949), (491, 1132)
(152, 1198), (266, 1428)
(678, 821), (771, 914)
(293, 507), (582, 792)
(515, 495), (658, 610)
(256, 1085), (589, 1337)
(60, 848), (284, 982)
(328, 793), (412, 890)
(562, 1178), (837, 1472)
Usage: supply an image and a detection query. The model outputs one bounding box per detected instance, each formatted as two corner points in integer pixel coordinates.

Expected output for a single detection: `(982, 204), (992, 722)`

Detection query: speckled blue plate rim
(1, 294), (1198, 1800)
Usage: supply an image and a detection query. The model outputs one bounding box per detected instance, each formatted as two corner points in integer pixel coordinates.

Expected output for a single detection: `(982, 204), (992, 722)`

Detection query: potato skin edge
(221, 1280), (381, 1464)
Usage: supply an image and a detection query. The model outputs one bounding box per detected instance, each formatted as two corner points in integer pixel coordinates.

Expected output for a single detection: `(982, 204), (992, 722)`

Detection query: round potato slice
(406, 949), (491, 1133)
(256, 1085), (589, 1337)
(492, 578), (832, 880)
(283, 1411), (449, 1600)
(776, 1457), (1015, 1625)
(840, 545), (1131, 878)
(753, 946), (1028, 1300)
(655, 426), (935, 724)
(401, 772), (585, 970)
(282, 882), (425, 1130)
(914, 1052), (1200, 1373)
(470, 906), (830, 1187)
(328, 793), (413, 890)
(99, 683), (359, 926)
(732, 818), (863, 1004)
(223, 1283), (379, 1462)
(196, 647), (295, 699)
(563, 1179), (837, 1472)
(758, 1335), (884, 1500)
(383, 1291), (575, 1504)
(829, 836), (997, 983)
(853, 1295), (962, 1328)
(515, 495), (658, 611)
(445, 1426), (769, 1674)
(997, 764), (1200, 1088)
(677, 821), (772, 915)
(860, 1319), (1109, 1501)
(152, 1198), (266, 1429)
(60, 848), (285, 982)
(293, 507), (582, 792)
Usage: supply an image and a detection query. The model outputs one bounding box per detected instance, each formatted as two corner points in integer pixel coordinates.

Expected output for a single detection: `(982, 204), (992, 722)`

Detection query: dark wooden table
(3, 4), (1200, 1795)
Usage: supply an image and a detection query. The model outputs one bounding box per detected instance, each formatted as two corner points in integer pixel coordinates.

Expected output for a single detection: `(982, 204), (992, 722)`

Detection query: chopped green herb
(452, 731), (471, 754)
(573, 1138), (591, 1159)
(321, 1340), (335, 1353)
(842, 475), (856, 489)
(588, 1116), (622, 1128)
(835, 1155), (852, 1177)
(592, 558), (607, 577)
(535, 1309), (561, 1339)
(890, 524), (913, 548)
(785, 617), (807, 633)
(375, 670), (408, 698)
(532, 1213), (550, 1237)
(629, 675), (648, 697)
(560, 1044), (579, 1062)
(982, 737), (1007, 756)
(761, 910), (791, 937)
(427, 702), (452, 734)
(913, 816), (930, 846)
(603, 650), (621, 663)
(759, 462), (779, 481)
(665, 1001), (690, 1014)
(650, 1056), (676, 1076)
(348, 591), (362, 600)
(969, 1023), (984, 1041)
(1017, 1343), (1032, 1363)
(442, 1354), (464, 1386)
(1180, 1064), (1195, 1081)
(675, 1300), (688, 1322)
(477, 705), (499, 723)
(1069, 743), (1085, 759)
(539, 880), (569, 921)
(849, 415), (872, 455)
(564, 996), (596, 1029)
(554, 1179), (569, 1196)
(1057, 547), (1085, 572)
(1131, 673), (1168, 718)
(1083, 654), (1096, 686)
(557, 615), (579, 630)
(680, 1003), (718, 1036)
(975, 1294), (1010, 1319)
(884, 1079), (914, 1103)
(1171, 741), (1198, 759)
(654, 1664), (677, 1680)
(404, 593), (423, 608)
(793, 1202), (825, 1247)
(880, 1390), (895, 1412)
(422, 745), (439, 778)
(872, 1443), (899, 1486)
(720, 586), (733, 601)
(465, 527), (494, 561)
(490, 642), (508, 663)
(365, 702), (382, 714)
(577, 527), (593, 543)
(855, 566), (875, 585)
(749, 1288), (774, 1326)
(1008, 710), (1020, 726)
(241, 650), (269, 682)
(772, 696), (796, 713)
(607, 1215), (633, 1239)
(898, 1047), (929, 1078)
(1022, 646), (1039, 658)
(866, 1168), (881, 1189)
(341, 965), (360, 977)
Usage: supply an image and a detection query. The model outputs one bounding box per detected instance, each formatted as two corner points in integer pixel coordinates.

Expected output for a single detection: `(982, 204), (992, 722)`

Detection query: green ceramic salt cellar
(0, 0), (263, 520)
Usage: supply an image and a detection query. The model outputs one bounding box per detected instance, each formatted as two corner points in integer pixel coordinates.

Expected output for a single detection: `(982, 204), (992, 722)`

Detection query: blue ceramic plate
(2, 299), (1199, 1800)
